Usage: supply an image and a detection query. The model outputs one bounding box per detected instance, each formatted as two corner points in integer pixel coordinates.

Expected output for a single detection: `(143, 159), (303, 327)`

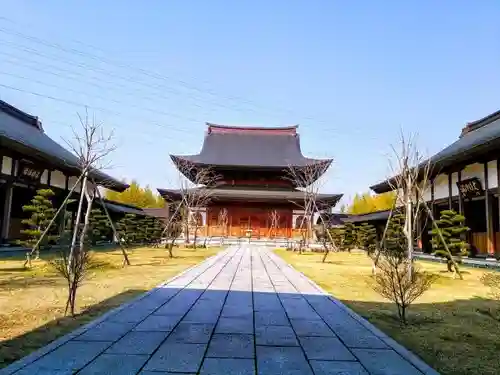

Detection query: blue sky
(1, 1), (499, 207)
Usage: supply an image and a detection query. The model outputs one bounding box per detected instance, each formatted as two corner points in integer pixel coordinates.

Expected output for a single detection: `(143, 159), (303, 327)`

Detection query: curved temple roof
(371, 109), (500, 194)
(157, 187), (343, 208)
(171, 123), (332, 169)
(0, 100), (128, 192)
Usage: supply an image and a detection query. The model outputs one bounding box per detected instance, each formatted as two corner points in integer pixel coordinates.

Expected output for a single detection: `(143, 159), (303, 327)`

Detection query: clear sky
(0, 1), (499, 207)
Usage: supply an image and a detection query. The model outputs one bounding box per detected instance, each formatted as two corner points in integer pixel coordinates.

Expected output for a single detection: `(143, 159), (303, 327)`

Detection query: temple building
(159, 123), (342, 239)
(0, 100), (127, 245)
(371, 109), (500, 258)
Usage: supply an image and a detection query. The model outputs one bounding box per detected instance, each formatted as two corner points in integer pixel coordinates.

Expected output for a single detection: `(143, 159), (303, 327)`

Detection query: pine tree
(329, 226), (344, 249)
(383, 211), (407, 260)
(343, 222), (357, 251)
(19, 188), (58, 257)
(88, 208), (111, 245)
(117, 213), (139, 246)
(431, 209), (469, 272)
(358, 222), (378, 257)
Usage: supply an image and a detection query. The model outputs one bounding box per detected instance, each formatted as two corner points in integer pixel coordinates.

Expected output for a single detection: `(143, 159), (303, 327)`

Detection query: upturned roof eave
(170, 154), (333, 170)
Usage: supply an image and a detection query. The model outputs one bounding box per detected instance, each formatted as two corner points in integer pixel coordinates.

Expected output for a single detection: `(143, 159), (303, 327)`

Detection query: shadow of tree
(342, 297), (500, 375)
(0, 289), (146, 368)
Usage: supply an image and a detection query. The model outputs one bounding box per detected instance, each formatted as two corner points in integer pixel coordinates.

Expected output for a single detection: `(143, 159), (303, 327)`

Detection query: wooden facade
(160, 123), (342, 239)
(371, 108), (500, 258)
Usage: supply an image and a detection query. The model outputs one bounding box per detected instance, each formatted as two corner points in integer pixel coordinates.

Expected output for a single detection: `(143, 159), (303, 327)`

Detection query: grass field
(275, 249), (500, 375)
(0, 245), (220, 368)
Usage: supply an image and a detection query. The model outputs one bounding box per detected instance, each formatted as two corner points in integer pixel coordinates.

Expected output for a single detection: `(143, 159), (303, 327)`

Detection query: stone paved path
(1, 246), (438, 375)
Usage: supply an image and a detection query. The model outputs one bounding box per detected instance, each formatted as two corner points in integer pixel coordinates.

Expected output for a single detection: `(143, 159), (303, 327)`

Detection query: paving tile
(206, 333), (255, 358)
(256, 325), (298, 346)
(221, 304), (253, 318)
(78, 354), (149, 374)
(183, 307), (221, 323)
(256, 346), (313, 375)
(199, 358), (255, 375)
(133, 313), (183, 332)
(352, 348), (422, 375)
(75, 321), (136, 342)
(290, 319), (335, 337)
(310, 360), (369, 375)
(143, 343), (206, 373)
(107, 306), (156, 323)
(255, 310), (289, 326)
(299, 336), (356, 361)
(24, 340), (111, 372)
(167, 322), (215, 344)
(12, 368), (73, 375)
(215, 317), (254, 334)
(325, 319), (388, 349)
(105, 331), (168, 355)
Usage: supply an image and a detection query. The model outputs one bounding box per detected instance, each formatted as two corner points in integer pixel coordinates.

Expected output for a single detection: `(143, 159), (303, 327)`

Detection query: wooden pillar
(484, 162), (495, 255)
(1, 183), (13, 242)
(431, 178), (435, 217)
(457, 170), (464, 214)
(497, 159), (500, 256)
(448, 173), (453, 209)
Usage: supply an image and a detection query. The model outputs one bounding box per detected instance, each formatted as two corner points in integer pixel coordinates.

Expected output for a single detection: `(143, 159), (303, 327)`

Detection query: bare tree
(217, 207), (229, 239)
(175, 159), (219, 248)
(286, 162), (329, 252)
(268, 209), (280, 238)
(48, 112), (122, 315)
(372, 248), (437, 325)
(383, 132), (462, 279)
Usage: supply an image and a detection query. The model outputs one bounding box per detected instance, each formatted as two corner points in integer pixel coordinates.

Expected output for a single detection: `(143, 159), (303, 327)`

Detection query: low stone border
(275, 254), (440, 375)
(0, 250), (227, 375)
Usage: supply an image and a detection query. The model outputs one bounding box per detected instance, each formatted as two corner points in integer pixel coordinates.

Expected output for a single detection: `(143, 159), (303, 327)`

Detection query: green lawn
(0, 245), (221, 368)
(275, 249), (500, 375)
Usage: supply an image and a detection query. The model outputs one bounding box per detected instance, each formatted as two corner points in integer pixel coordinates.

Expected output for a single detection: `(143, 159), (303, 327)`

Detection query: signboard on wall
(17, 160), (43, 183)
(457, 177), (483, 200)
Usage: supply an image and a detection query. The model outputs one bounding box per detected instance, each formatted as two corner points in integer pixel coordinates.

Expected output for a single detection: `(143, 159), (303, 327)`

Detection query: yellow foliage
(105, 180), (165, 208)
(347, 191), (395, 215)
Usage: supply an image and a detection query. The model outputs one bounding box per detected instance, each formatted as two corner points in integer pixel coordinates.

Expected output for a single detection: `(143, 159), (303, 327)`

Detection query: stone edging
(274, 254), (440, 375)
(0, 250), (226, 375)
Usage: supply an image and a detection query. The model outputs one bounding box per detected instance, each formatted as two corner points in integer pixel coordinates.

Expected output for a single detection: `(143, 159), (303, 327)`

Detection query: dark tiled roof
(98, 199), (167, 218)
(371, 109), (500, 194)
(171, 124), (332, 169)
(158, 187), (342, 207)
(0, 100), (127, 192)
(343, 209), (391, 223)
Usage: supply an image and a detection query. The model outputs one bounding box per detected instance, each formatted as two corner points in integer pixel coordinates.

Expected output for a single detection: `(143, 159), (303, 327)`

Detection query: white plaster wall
(68, 176), (81, 193)
(487, 160), (498, 189)
(451, 172), (459, 196)
(40, 170), (49, 185)
(461, 163), (484, 186)
(433, 174), (449, 200)
(50, 170), (66, 189)
(420, 182), (432, 202)
(1, 156), (12, 175)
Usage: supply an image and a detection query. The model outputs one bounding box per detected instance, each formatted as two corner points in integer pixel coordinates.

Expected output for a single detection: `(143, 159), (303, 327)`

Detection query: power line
(0, 20), (380, 140)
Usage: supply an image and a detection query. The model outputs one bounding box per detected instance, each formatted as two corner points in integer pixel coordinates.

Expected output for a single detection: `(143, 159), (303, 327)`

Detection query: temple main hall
(158, 123), (342, 239)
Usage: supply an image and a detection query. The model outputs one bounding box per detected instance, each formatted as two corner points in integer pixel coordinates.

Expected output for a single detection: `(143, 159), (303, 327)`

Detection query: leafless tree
(381, 132), (462, 279)
(268, 209), (280, 238)
(286, 161), (339, 256)
(175, 159), (219, 248)
(217, 208), (229, 238)
(372, 249), (437, 325)
(47, 112), (124, 315)
(286, 162), (328, 252)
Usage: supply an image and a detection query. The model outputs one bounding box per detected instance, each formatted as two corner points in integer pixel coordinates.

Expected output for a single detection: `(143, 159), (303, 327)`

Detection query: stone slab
(206, 333), (255, 359)
(78, 354), (149, 375)
(199, 358), (255, 375)
(143, 343), (207, 373)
